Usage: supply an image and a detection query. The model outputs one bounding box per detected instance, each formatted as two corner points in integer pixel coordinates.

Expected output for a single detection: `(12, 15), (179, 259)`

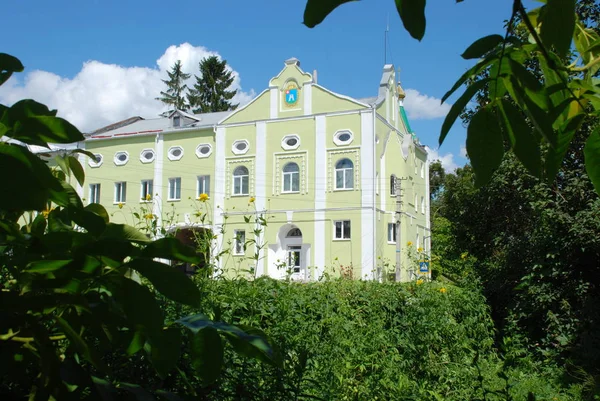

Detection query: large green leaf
(461, 35), (504, 59)
(394, 0), (426, 41)
(440, 78), (490, 145)
(142, 237), (202, 264)
(442, 54), (497, 104)
(545, 113), (585, 182)
(303, 0), (356, 28)
(149, 327), (182, 379)
(25, 259), (72, 274)
(0, 53), (24, 86)
(540, 0), (575, 58)
(67, 155), (85, 187)
(101, 223), (151, 243)
(85, 203), (110, 223)
(120, 278), (164, 339)
(126, 259), (201, 307)
(0, 143), (62, 211)
(55, 316), (109, 373)
(466, 107), (505, 187)
(584, 126), (600, 194)
(191, 327), (223, 385)
(118, 383), (156, 401)
(498, 99), (541, 177)
(70, 206), (107, 236)
(14, 116), (84, 145)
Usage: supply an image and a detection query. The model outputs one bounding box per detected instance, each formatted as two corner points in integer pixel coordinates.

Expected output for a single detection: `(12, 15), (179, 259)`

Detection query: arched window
(287, 228), (302, 237)
(233, 166), (249, 195)
(282, 162), (300, 193)
(390, 174), (396, 196)
(335, 158), (354, 190)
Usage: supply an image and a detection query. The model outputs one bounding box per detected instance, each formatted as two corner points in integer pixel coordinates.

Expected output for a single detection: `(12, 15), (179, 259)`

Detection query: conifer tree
(187, 56), (238, 113)
(156, 60), (191, 111)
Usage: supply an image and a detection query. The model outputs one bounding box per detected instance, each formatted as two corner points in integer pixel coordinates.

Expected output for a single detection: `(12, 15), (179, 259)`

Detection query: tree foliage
(0, 53), (274, 400)
(156, 59), (191, 111)
(303, 0), (600, 195)
(187, 56), (238, 114)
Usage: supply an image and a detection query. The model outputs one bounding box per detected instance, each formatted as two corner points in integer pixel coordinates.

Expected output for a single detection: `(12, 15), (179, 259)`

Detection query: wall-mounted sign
(419, 261), (430, 273)
(284, 82), (299, 107)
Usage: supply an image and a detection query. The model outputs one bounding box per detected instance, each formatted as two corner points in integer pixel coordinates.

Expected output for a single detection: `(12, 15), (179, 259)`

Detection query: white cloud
(460, 144), (467, 158)
(403, 88), (451, 120)
(425, 146), (458, 172)
(0, 43), (255, 132)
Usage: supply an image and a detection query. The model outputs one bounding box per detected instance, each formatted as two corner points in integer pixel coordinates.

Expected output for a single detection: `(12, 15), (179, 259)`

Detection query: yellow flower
(145, 193), (152, 201)
(249, 196), (256, 203)
(118, 203), (124, 209)
(417, 247), (423, 252)
(416, 279), (424, 285)
(198, 193), (209, 202)
(144, 213), (154, 220)
(41, 207), (54, 218)
(440, 287), (447, 294)
(407, 241), (413, 246)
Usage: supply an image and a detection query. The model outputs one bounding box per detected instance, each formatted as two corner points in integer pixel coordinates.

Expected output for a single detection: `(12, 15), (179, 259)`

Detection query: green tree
(156, 59), (191, 111)
(187, 56), (238, 113)
(429, 160), (446, 201)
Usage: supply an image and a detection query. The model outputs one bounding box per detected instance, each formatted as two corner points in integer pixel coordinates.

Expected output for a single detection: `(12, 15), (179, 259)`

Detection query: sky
(1, 0), (516, 171)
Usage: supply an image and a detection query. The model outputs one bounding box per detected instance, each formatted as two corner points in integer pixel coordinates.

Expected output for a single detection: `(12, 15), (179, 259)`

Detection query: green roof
(399, 105), (413, 134)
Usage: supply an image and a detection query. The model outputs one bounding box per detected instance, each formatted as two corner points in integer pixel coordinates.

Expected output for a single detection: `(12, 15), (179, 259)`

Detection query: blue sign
(285, 88), (298, 105)
(419, 261), (430, 273)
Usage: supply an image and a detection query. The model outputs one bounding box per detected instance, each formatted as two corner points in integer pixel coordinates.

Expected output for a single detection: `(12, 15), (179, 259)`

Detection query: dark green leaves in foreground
(394, 0), (427, 41)
(461, 35), (503, 59)
(0, 53), (24, 85)
(585, 126), (600, 194)
(466, 107), (504, 187)
(303, 0), (357, 28)
(540, 0), (576, 58)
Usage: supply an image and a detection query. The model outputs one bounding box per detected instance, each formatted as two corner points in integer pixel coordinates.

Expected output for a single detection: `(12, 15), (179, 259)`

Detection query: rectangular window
(114, 182), (127, 203)
(387, 223), (397, 243)
(334, 220), (351, 240)
(420, 162), (425, 178)
(141, 179), (153, 201)
(197, 175), (210, 197)
(233, 230), (245, 255)
(287, 246), (302, 273)
(414, 194), (418, 212)
(421, 196), (425, 214)
(89, 183), (101, 204)
(173, 116), (181, 127)
(168, 177), (181, 200)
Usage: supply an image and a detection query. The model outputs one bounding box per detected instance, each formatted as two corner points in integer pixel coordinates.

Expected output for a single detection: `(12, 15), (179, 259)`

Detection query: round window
(200, 146), (210, 154)
(286, 138), (298, 146)
(338, 133), (351, 142)
(168, 146), (184, 161)
(117, 153), (127, 162)
(236, 142), (247, 151)
(232, 140), (250, 155)
(143, 152), (153, 160)
(172, 148), (182, 157)
(94, 154), (102, 163)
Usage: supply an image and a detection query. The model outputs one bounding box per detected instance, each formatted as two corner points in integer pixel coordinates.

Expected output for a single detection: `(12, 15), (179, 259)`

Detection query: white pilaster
(270, 87), (278, 119)
(380, 153), (386, 212)
(213, 127), (227, 272)
(255, 121), (267, 276)
(314, 115), (327, 279)
(303, 83), (312, 115)
(360, 110), (375, 280)
(153, 133), (164, 232)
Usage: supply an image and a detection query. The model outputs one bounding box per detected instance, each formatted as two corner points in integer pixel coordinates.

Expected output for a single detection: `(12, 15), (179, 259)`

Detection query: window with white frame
(334, 220), (351, 240)
(168, 177), (181, 200)
(414, 194), (418, 211)
(114, 182), (127, 203)
(168, 146), (184, 161)
(387, 223), (397, 243)
(141, 180), (153, 201)
(197, 175), (210, 197)
(421, 196), (425, 214)
(232, 166), (249, 195)
(173, 116), (181, 127)
(333, 129), (354, 146)
(282, 162), (300, 193)
(335, 158), (354, 190)
(89, 153), (103, 168)
(195, 144), (212, 158)
(140, 149), (155, 163)
(232, 140), (249, 155)
(233, 230), (245, 255)
(114, 151), (129, 166)
(281, 134), (300, 150)
(390, 175), (396, 196)
(89, 183), (101, 204)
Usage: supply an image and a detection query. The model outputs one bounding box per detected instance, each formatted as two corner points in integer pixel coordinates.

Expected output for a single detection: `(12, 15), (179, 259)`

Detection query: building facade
(77, 58), (430, 281)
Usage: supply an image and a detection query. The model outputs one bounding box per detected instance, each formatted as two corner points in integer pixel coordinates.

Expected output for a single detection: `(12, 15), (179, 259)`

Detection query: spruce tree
(156, 60), (191, 111)
(187, 56), (238, 113)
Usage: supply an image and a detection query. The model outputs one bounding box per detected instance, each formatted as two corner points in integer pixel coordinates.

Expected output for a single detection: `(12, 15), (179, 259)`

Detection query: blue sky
(2, 0), (516, 170)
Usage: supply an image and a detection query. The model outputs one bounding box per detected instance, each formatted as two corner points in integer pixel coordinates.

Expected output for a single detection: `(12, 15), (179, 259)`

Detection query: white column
(314, 115), (326, 280)
(153, 133), (164, 231)
(303, 83), (312, 115)
(213, 127), (227, 272)
(360, 110), (375, 280)
(270, 87), (278, 119)
(255, 121), (267, 276)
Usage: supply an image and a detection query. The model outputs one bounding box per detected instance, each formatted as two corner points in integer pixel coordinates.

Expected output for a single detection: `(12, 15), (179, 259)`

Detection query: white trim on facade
(314, 115), (326, 280)
(213, 127), (227, 272)
(304, 83), (312, 115)
(153, 134), (163, 229)
(255, 121), (267, 276)
(360, 110), (375, 280)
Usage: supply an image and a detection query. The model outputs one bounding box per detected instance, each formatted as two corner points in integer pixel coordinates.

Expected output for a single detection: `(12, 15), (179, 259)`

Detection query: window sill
(167, 199), (181, 202)
(232, 253), (245, 257)
(333, 238), (351, 241)
(281, 191), (300, 194)
(113, 202), (126, 205)
(231, 194), (250, 197)
(333, 188), (354, 192)
(387, 241), (396, 245)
